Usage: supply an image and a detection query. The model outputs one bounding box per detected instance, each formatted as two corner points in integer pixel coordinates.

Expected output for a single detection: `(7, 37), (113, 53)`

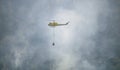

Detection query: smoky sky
(0, 0), (120, 70)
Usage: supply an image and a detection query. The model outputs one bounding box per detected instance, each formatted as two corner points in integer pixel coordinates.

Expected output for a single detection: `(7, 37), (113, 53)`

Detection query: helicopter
(48, 20), (69, 46)
(48, 20), (69, 27)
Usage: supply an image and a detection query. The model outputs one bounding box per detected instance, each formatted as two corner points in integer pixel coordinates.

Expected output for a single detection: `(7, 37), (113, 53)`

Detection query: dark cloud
(94, 0), (120, 70)
(0, 0), (120, 70)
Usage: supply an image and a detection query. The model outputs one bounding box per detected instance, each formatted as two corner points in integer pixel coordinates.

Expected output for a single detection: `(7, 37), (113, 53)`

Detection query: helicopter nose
(48, 23), (51, 26)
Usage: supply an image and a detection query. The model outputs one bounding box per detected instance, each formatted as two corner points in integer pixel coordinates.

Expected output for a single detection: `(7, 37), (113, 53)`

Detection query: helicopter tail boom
(57, 21), (69, 26)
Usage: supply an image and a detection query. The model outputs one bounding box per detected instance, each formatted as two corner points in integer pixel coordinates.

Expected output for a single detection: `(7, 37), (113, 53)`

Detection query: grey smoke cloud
(0, 0), (120, 70)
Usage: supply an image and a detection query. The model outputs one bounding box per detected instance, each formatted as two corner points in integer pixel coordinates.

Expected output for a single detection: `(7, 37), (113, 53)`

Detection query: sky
(0, 0), (120, 70)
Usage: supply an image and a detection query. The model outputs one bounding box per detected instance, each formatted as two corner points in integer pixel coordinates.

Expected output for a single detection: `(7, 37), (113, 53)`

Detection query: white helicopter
(48, 20), (69, 46)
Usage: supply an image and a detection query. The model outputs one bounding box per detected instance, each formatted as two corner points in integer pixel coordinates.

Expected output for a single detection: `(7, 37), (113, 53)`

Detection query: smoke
(49, 0), (109, 70)
(0, 0), (120, 70)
